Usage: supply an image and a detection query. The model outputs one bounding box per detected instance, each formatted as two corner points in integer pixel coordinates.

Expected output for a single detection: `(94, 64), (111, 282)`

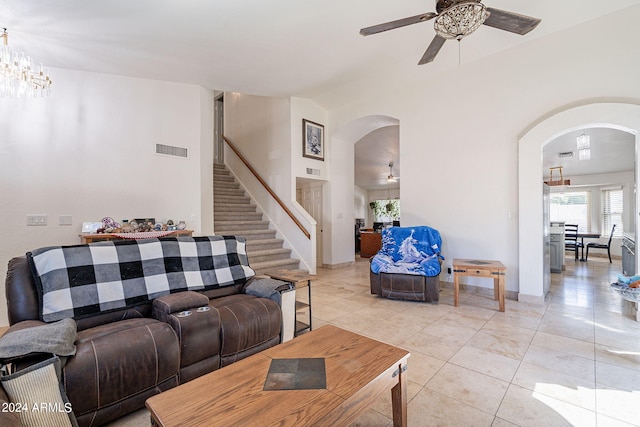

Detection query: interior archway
(326, 115), (400, 263)
(518, 102), (640, 303)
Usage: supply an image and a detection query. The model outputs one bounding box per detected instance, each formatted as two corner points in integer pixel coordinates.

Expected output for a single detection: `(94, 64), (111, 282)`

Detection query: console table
(453, 259), (506, 312)
(80, 230), (193, 244)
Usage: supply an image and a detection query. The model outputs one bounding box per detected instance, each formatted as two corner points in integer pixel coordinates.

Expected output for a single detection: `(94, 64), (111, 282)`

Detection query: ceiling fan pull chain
(458, 39), (461, 67)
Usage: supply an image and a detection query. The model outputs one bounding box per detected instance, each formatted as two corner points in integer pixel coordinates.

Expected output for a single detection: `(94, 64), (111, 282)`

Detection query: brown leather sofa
(2, 237), (283, 427)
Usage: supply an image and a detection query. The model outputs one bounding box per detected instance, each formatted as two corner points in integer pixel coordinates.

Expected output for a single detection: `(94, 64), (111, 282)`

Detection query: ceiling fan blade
(360, 12), (437, 36)
(483, 7), (541, 35)
(418, 35), (446, 65)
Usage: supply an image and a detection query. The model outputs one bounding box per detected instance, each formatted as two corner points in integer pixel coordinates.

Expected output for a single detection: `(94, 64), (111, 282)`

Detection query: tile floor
(110, 255), (640, 427)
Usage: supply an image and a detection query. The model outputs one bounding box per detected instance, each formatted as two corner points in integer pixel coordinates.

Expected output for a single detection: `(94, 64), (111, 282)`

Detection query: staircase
(213, 163), (300, 274)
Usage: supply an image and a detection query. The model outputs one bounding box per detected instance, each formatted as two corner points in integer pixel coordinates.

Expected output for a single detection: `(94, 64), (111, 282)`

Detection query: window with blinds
(549, 191), (591, 232)
(602, 187), (623, 237)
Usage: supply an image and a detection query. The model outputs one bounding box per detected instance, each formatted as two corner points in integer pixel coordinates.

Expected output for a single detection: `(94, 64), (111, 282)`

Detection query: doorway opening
(214, 93), (224, 164)
(518, 102), (640, 303)
(296, 178), (324, 267)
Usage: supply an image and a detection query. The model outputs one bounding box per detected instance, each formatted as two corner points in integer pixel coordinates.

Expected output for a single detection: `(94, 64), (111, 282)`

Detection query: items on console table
(453, 258), (507, 312)
(80, 229), (193, 244)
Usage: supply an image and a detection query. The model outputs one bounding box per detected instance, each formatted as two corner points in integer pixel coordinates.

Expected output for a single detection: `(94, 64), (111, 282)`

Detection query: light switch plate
(26, 214), (47, 226)
(59, 215), (73, 226)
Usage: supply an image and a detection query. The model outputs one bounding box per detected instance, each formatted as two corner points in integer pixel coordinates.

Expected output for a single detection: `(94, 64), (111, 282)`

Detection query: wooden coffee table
(146, 325), (410, 426)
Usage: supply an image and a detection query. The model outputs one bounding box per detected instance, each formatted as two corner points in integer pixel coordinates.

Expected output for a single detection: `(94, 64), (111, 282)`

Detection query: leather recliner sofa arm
(151, 292), (222, 383)
(151, 291), (210, 323)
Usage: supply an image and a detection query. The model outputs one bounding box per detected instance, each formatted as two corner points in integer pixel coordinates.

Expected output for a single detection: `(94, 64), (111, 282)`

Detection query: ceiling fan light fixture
(434, 2), (489, 40)
(387, 161), (398, 183)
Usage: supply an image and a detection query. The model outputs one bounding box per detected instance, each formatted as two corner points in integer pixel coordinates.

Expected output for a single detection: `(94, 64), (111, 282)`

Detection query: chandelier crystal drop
(434, 2), (489, 40)
(576, 133), (590, 150)
(576, 132), (591, 160)
(1, 28), (52, 98)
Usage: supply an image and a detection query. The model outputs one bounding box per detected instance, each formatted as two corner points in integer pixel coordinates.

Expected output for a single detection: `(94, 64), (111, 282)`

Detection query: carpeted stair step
(227, 229), (278, 241)
(214, 194), (252, 204)
(214, 181), (240, 191)
(213, 168), (233, 179)
(214, 221), (270, 232)
(247, 248), (292, 264)
(246, 239), (285, 252)
(250, 258), (301, 275)
(214, 203), (259, 213)
(215, 212), (263, 222)
(214, 188), (246, 197)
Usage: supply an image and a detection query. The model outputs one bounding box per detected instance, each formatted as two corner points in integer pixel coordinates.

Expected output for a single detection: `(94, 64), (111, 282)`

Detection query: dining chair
(564, 224), (582, 261)
(585, 224), (616, 263)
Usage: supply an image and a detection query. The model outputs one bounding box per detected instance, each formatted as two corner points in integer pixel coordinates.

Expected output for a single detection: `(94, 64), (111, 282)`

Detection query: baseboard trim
(516, 293), (545, 305)
(321, 261), (356, 270)
(440, 281), (518, 302)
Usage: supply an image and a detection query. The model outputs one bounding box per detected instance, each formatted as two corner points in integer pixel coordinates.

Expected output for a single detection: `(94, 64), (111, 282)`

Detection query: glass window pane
(549, 191), (591, 232)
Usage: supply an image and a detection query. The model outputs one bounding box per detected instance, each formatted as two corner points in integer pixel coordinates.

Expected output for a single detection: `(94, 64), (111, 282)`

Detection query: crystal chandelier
(1, 28), (52, 97)
(576, 132), (591, 160)
(434, 2), (489, 40)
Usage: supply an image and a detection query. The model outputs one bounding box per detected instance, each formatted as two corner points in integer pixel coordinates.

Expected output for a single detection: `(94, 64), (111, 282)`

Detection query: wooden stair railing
(223, 136), (311, 239)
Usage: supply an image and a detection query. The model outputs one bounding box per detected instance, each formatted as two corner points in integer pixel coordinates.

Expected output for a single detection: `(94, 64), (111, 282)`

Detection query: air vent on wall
(306, 168), (320, 176)
(557, 151), (574, 158)
(156, 143), (188, 158)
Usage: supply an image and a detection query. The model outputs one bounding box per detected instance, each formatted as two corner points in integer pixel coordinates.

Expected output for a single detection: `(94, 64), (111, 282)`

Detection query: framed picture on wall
(302, 119), (324, 161)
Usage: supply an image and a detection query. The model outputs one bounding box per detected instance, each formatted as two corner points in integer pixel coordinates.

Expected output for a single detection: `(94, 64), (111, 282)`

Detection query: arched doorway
(518, 102), (640, 303)
(328, 115), (400, 263)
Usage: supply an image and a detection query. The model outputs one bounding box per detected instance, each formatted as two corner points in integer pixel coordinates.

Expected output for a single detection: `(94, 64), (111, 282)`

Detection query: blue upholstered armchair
(370, 226), (444, 302)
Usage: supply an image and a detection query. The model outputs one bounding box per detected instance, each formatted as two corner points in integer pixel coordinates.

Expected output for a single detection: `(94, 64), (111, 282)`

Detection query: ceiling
(354, 126), (400, 191)
(3, 0), (639, 105)
(2, 1), (639, 191)
(543, 128), (635, 183)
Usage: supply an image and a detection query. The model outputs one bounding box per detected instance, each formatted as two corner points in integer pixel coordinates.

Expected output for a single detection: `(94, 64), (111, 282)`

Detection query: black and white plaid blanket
(27, 236), (255, 322)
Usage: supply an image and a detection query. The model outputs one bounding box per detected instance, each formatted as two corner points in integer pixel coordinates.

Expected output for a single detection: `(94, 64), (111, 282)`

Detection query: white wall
(290, 97), (329, 180)
(354, 185), (368, 225)
(0, 68), (213, 325)
(224, 93), (317, 272)
(200, 87), (215, 235)
(290, 97), (327, 267)
(324, 6), (640, 297)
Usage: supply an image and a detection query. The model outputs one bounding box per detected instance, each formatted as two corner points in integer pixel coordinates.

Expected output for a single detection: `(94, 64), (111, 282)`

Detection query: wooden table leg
(495, 275), (505, 312)
(453, 271), (460, 307)
(391, 362), (408, 427)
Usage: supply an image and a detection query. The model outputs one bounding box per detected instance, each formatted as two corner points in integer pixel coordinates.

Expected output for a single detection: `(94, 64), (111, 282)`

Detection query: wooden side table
(265, 269), (313, 336)
(453, 259), (506, 312)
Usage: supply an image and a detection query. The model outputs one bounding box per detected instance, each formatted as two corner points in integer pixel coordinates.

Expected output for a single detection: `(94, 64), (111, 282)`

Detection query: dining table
(577, 232), (601, 261)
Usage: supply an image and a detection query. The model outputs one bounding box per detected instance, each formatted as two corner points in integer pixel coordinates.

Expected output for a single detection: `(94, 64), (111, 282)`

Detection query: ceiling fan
(360, 0), (541, 65)
(387, 161), (399, 183)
